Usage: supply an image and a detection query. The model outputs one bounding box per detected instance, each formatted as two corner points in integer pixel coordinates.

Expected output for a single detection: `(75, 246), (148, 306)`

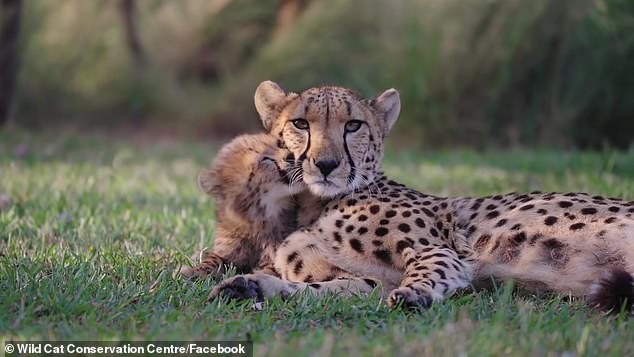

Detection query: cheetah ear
(254, 81), (288, 131)
(197, 169), (216, 195)
(367, 88), (400, 136)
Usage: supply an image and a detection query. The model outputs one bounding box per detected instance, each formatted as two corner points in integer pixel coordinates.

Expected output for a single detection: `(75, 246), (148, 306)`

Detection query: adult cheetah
(209, 81), (634, 312)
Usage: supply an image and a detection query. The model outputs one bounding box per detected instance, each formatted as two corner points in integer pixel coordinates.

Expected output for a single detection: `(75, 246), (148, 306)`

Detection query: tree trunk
(272, 0), (305, 40)
(119, 0), (146, 68)
(0, 0), (22, 126)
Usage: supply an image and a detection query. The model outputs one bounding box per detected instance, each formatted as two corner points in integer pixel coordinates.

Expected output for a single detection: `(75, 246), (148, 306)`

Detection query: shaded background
(2, 1), (634, 348)
(1, 0), (632, 149)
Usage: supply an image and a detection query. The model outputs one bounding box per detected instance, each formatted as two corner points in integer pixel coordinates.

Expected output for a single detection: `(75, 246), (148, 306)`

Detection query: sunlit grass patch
(1, 132), (633, 355)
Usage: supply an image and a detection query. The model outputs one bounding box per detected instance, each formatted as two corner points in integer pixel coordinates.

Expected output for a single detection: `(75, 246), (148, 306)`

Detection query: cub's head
(254, 81), (400, 198)
(198, 133), (304, 208)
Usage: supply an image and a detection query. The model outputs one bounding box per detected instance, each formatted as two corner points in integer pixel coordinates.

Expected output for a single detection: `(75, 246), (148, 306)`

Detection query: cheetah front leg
(208, 272), (381, 302)
(180, 235), (261, 280)
(179, 249), (228, 280)
(180, 251), (282, 280)
(208, 230), (383, 302)
(388, 246), (473, 309)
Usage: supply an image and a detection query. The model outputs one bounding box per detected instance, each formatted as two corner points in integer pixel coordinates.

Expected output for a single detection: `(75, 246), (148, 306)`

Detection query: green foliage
(9, 0), (634, 148)
(192, 0), (279, 80)
(1, 132), (633, 354)
(565, 0), (634, 149)
(229, 0), (634, 148)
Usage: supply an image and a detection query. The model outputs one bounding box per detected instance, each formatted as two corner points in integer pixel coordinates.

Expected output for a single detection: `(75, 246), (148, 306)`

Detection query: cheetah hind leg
(208, 272), (381, 302)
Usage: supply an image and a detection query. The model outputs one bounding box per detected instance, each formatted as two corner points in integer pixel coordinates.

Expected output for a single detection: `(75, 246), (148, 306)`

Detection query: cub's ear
(366, 88), (400, 136)
(254, 81), (288, 131)
(197, 169), (216, 195)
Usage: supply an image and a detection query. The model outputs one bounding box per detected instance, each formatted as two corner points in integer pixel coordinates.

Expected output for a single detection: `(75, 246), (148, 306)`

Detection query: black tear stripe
(296, 106), (310, 162)
(343, 132), (356, 184)
(298, 131), (311, 162)
(286, 108), (309, 163)
(325, 94), (330, 124)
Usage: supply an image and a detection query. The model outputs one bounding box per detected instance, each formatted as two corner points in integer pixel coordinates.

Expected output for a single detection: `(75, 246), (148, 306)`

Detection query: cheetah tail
(587, 269), (634, 314)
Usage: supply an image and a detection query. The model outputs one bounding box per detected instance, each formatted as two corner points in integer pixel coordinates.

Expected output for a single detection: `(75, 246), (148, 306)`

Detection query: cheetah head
(254, 81), (400, 198)
(198, 133), (305, 210)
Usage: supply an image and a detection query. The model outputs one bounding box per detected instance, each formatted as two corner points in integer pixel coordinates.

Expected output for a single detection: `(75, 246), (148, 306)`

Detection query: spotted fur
(179, 133), (324, 280)
(209, 82), (634, 313)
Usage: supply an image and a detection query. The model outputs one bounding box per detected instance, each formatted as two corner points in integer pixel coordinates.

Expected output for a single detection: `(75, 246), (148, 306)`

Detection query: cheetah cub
(179, 133), (323, 280)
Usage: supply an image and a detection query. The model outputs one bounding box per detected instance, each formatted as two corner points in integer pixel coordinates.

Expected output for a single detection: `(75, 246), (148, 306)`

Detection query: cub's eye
(345, 120), (363, 132)
(291, 118), (309, 130)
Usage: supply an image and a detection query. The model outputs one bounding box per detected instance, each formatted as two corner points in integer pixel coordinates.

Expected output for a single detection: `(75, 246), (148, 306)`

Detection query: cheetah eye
(345, 120), (363, 133)
(291, 118), (309, 130)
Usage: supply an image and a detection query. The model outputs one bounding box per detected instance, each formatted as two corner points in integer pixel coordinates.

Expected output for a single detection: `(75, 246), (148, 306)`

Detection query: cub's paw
(208, 275), (264, 302)
(177, 250), (226, 281)
(177, 263), (224, 281)
(208, 273), (298, 303)
(387, 287), (433, 310)
(178, 264), (198, 280)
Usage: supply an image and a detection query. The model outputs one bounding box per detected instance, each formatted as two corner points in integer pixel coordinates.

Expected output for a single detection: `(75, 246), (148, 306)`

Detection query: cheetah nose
(315, 159), (339, 178)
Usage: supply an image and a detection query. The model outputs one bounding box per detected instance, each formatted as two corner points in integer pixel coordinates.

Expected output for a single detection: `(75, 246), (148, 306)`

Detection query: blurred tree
(273, 0), (307, 39)
(210, 0), (234, 15)
(7, 0), (632, 148)
(182, 0), (280, 83)
(0, 0), (22, 125)
(118, 0), (146, 68)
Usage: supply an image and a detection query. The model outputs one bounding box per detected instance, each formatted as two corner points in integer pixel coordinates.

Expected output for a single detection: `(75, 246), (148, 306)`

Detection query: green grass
(1, 131), (633, 356)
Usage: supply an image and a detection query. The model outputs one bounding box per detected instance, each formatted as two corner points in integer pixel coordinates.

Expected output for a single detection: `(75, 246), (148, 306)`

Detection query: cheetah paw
(177, 264), (224, 281)
(178, 265), (200, 280)
(208, 275), (264, 302)
(387, 287), (433, 310)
